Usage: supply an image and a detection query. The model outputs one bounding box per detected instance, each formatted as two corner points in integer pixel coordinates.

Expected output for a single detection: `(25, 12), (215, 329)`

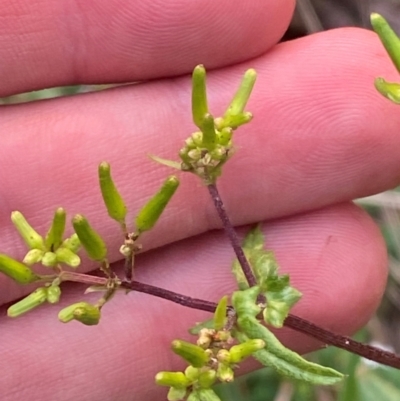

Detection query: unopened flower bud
(119, 244), (132, 258)
(197, 369), (217, 388)
(216, 349), (231, 364)
(167, 387), (187, 401)
(217, 363), (234, 382)
(22, 249), (44, 265)
(55, 247), (81, 268)
(46, 285), (61, 304)
(229, 339), (265, 364)
(191, 64), (208, 129)
(58, 302), (100, 325)
(11, 211), (44, 250)
(7, 287), (48, 317)
(98, 162), (127, 224)
(61, 234), (81, 253)
(171, 340), (209, 368)
(184, 366), (200, 381)
(72, 215), (107, 261)
(73, 305), (101, 326)
(44, 207), (66, 251)
(155, 371), (190, 388)
(191, 132), (203, 146)
(135, 176), (179, 233)
(0, 253), (39, 284)
(188, 149), (202, 161)
(197, 328), (214, 348)
(41, 251), (58, 267)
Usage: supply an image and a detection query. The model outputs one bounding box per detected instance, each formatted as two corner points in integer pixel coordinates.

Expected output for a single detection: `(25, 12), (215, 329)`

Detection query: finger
(0, 0), (294, 96)
(0, 203), (387, 400)
(0, 27), (399, 304)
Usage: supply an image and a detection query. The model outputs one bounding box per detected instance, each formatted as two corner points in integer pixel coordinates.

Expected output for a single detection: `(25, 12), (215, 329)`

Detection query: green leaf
(358, 367), (400, 401)
(213, 295), (228, 330)
(236, 317), (344, 385)
(189, 318), (215, 335)
(148, 154), (183, 171)
(231, 225), (302, 326)
(231, 286), (262, 318)
(242, 224), (265, 250)
(262, 274), (302, 328)
(371, 13), (400, 73)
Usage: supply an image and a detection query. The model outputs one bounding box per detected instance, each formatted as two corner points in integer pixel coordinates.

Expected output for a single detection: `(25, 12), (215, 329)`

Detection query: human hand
(1, 1), (400, 400)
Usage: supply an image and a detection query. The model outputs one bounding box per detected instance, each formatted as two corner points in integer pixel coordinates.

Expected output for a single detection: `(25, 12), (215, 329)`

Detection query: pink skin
(0, 0), (399, 399)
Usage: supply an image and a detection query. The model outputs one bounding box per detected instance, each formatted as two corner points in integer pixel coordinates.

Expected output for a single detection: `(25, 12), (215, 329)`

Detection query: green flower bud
(194, 389), (222, 401)
(41, 251), (58, 267)
(22, 249), (44, 265)
(61, 233), (81, 253)
(72, 215), (107, 261)
(73, 305), (101, 326)
(221, 112), (253, 130)
(135, 176), (180, 233)
(185, 137), (196, 148)
(58, 301), (100, 325)
(55, 247), (81, 268)
(374, 78), (400, 104)
(0, 253), (39, 284)
(216, 349), (231, 364)
(216, 127), (232, 145)
(201, 114), (217, 151)
(224, 69), (256, 117)
(196, 328), (214, 348)
(7, 287), (48, 317)
(155, 372), (190, 388)
(11, 211), (44, 250)
(98, 162), (127, 224)
(187, 149), (202, 161)
(216, 363), (234, 382)
(197, 369), (217, 389)
(171, 340), (210, 368)
(184, 366), (200, 381)
(187, 391), (201, 401)
(210, 146), (227, 161)
(213, 295), (227, 330)
(229, 339), (265, 363)
(46, 285), (61, 304)
(44, 208), (66, 251)
(192, 64), (208, 129)
(191, 132), (203, 147)
(119, 244), (132, 258)
(167, 387), (187, 401)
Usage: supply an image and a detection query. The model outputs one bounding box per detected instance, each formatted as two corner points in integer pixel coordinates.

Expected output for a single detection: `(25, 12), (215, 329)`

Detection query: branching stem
(204, 181), (400, 370)
(121, 280), (400, 369)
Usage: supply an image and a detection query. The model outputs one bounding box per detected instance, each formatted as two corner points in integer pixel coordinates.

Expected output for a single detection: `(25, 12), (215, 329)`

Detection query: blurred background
(1, 0), (400, 399)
